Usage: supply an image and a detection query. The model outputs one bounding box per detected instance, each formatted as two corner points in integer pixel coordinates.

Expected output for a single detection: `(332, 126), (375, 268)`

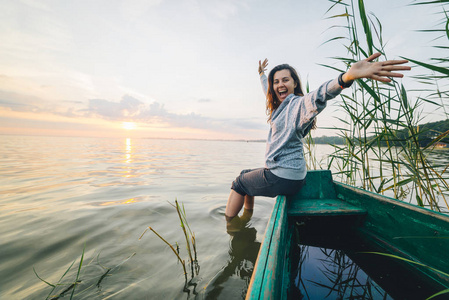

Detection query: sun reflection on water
(124, 138), (132, 177)
(126, 138), (132, 159)
(99, 198), (138, 206)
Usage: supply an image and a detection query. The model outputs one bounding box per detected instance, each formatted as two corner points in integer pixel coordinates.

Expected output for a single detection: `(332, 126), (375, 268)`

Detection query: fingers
(258, 60), (265, 73)
(382, 65), (411, 71)
(259, 58), (269, 74)
(369, 56), (410, 81)
(366, 53), (410, 68)
(370, 70), (405, 83)
(374, 61), (410, 79)
(382, 59), (410, 66)
(365, 52), (381, 62)
(371, 74), (391, 83)
(376, 71), (405, 78)
(262, 58), (268, 68)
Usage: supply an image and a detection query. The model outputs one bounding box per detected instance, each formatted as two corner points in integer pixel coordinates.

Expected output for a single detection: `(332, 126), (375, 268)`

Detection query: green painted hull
(246, 170), (449, 299)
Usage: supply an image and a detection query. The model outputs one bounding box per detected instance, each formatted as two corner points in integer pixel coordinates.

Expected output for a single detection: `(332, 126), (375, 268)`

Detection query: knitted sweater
(260, 74), (343, 180)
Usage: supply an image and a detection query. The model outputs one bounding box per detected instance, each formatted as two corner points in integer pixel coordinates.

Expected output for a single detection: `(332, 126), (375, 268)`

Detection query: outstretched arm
(259, 58), (269, 96)
(343, 53), (411, 83)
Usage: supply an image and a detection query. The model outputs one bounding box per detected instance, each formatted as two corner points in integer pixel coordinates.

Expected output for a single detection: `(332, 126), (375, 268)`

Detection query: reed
(363, 251), (449, 300)
(34, 266), (81, 300)
(140, 199), (199, 292)
(171, 199), (200, 276)
(139, 226), (188, 281)
(314, 0), (449, 212)
(34, 247), (136, 299)
(34, 245), (85, 300)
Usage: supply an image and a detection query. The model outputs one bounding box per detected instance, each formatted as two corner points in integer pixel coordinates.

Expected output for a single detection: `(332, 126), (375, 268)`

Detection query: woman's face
(273, 69), (297, 102)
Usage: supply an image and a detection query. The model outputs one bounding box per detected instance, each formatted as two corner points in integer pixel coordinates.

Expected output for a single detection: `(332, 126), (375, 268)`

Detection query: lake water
(2, 135), (333, 299)
(0, 135), (446, 299)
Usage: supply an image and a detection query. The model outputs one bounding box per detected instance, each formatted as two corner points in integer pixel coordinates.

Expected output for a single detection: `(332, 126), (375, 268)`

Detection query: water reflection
(98, 198), (138, 206)
(124, 138), (132, 177)
(202, 212), (261, 299)
(292, 245), (392, 299)
(290, 224), (444, 300)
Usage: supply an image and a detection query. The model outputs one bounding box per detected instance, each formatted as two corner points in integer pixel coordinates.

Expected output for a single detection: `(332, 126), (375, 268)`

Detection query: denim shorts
(231, 168), (305, 197)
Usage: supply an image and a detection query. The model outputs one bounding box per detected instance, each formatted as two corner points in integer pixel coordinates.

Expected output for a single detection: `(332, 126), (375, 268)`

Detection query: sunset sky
(0, 0), (445, 140)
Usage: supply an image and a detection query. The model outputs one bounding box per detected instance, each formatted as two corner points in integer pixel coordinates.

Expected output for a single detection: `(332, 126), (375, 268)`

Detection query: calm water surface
(2, 136), (336, 299)
(2, 135), (447, 299)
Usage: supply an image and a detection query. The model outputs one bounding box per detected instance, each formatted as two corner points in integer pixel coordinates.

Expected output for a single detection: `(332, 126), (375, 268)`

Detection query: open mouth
(278, 90), (288, 97)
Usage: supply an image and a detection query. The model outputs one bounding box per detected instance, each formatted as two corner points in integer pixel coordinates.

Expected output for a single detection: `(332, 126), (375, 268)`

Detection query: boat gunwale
(335, 181), (449, 222)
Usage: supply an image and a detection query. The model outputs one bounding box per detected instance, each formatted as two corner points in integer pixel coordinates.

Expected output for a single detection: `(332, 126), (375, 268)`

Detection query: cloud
(86, 95), (145, 119)
(0, 90), (43, 112)
(0, 87), (267, 137)
(82, 94), (267, 132)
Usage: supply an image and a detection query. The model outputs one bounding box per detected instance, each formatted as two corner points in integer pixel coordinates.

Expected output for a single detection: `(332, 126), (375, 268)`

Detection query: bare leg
(225, 190), (245, 218)
(225, 191), (256, 233)
(244, 195), (254, 210)
(241, 196), (254, 223)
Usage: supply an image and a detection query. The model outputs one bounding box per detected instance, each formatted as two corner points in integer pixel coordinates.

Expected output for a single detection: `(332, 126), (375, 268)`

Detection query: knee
(231, 179), (246, 197)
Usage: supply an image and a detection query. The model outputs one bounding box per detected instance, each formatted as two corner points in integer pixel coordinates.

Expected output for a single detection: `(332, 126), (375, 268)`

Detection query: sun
(122, 122), (136, 130)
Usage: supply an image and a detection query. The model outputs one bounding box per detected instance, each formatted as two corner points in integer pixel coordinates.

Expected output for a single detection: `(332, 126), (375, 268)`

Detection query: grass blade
(70, 244), (85, 299)
(358, 0), (374, 55)
(403, 57), (449, 76)
(33, 267), (55, 288)
(426, 289), (449, 300)
(362, 252), (449, 277)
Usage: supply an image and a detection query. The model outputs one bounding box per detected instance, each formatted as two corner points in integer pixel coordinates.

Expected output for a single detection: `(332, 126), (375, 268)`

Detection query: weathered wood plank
(288, 198), (367, 216)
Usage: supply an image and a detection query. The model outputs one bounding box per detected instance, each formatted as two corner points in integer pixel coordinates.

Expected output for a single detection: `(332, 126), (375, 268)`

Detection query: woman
(225, 53), (410, 227)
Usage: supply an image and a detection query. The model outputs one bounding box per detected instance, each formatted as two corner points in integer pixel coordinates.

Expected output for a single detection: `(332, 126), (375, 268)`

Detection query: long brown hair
(266, 64), (304, 122)
(266, 64), (317, 133)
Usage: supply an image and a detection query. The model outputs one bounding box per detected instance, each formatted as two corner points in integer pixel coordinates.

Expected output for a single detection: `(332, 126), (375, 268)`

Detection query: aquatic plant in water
(309, 0), (449, 212)
(363, 251), (449, 300)
(33, 245), (136, 299)
(139, 199), (199, 294)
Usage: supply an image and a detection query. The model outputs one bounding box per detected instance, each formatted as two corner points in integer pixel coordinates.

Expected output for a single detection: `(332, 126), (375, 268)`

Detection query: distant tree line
(312, 135), (345, 145)
(314, 119), (449, 147)
(391, 119), (449, 148)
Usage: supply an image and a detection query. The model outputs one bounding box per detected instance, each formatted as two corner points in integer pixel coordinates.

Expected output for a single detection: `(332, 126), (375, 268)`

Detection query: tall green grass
(140, 199), (199, 293)
(34, 246), (84, 300)
(34, 246), (136, 299)
(313, 0), (449, 212)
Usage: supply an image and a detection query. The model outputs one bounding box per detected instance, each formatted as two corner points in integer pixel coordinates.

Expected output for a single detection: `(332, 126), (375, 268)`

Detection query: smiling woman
(122, 122), (136, 130)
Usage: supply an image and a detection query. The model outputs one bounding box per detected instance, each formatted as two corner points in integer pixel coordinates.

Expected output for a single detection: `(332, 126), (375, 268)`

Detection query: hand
(344, 53), (411, 83)
(258, 58), (268, 75)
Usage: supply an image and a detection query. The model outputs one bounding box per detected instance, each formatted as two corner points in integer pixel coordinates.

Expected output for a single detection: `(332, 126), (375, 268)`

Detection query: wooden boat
(246, 170), (449, 299)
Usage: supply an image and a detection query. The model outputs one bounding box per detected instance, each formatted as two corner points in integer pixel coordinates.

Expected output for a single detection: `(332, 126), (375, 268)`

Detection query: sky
(0, 0), (446, 140)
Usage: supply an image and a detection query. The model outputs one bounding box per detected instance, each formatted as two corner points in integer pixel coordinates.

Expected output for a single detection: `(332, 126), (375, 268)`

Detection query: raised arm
(342, 52), (411, 84)
(258, 58), (269, 96)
